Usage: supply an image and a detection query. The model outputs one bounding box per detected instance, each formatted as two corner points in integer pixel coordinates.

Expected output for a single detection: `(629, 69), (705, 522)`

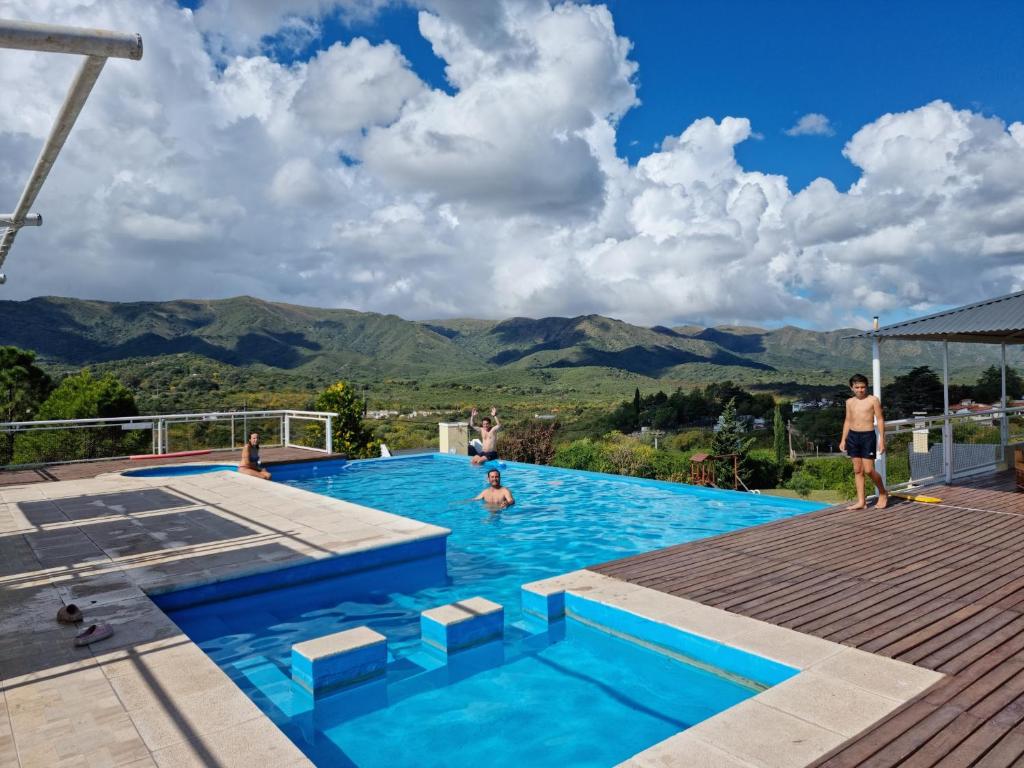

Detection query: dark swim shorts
(469, 446), (499, 461)
(846, 429), (877, 459)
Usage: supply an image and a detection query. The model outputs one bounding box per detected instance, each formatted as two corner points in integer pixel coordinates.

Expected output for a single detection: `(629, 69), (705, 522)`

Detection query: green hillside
(2, 296), (1020, 413)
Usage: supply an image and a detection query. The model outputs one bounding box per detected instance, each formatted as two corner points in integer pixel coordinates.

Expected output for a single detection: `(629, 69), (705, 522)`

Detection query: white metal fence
(0, 409), (335, 468)
(882, 405), (1024, 490)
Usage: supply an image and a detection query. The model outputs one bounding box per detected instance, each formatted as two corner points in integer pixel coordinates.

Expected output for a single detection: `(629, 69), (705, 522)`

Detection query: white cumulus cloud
(785, 112), (835, 137)
(0, 1), (1022, 331)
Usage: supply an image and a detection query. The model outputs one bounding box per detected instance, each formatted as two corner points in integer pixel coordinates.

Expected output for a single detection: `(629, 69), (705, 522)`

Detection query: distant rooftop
(849, 289), (1024, 344)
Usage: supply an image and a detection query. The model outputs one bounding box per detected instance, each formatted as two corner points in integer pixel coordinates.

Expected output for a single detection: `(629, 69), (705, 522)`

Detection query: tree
(14, 370), (143, 464)
(772, 404), (786, 468)
(887, 366), (944, 418)
(974, 365), (1023, 404)
(314, 381), (377, 458)
(633, 387), (641, 429)
(0, 347), (54, 464)
(710, 398), (754, 488)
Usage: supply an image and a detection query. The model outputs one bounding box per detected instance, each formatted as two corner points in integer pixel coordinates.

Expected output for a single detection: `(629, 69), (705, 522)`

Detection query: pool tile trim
(522, 570), (945, 768)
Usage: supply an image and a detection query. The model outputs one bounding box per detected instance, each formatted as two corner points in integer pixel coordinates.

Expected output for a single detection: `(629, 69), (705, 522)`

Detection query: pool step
(420, 597), (504, 654)
(291, 626), (388, 696)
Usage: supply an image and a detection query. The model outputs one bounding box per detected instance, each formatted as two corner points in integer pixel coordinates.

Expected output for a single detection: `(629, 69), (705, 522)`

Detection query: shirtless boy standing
(468, 406), (502, 465)
(839, 374), (888, 510)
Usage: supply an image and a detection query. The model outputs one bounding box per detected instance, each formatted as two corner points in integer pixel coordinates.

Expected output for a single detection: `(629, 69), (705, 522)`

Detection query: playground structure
(0, 18), (143, 284)
(689, 451), (743, 490)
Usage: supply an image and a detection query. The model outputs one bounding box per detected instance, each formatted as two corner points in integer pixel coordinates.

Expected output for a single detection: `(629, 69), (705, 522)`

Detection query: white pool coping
(524, 570), (944, 768)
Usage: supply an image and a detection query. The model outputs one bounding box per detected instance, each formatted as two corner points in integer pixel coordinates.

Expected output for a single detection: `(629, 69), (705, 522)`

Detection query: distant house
(752, 417), (767, 430)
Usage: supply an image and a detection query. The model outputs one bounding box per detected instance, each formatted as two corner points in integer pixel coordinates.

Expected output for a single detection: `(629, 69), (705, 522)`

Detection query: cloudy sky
(1, 0), (1023, 328)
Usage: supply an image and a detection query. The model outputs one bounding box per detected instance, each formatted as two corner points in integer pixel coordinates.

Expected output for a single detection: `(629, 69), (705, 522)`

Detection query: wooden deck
(0, 445), (341, 487)
(593, 470), (1024, 767)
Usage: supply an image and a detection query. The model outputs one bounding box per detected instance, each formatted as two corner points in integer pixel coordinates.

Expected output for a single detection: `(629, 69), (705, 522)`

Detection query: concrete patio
(0, 468), (448, 768)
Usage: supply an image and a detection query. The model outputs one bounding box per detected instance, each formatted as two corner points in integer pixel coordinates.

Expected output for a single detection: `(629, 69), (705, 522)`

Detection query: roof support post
(1001, 342), (1009, 459)
(943, 340), (952, 484)
(872, 317), (886, 486)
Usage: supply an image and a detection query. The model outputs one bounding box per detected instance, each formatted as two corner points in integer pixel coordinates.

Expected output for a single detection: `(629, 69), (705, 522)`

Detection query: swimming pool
(161, 455), (822, 766)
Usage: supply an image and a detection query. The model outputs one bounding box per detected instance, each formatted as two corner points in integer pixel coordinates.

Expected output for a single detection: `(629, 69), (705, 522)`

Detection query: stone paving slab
(0, 467), (450, 768)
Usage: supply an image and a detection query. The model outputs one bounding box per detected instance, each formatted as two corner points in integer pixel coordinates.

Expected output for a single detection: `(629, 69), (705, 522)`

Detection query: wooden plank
(598, 470), (1024, 767)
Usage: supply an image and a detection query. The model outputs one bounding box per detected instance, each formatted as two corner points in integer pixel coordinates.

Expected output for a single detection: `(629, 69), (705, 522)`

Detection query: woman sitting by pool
(239, 431), (272, 480)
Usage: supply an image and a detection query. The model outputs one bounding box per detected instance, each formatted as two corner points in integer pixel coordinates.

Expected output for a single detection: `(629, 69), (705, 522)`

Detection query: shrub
(551, 438), (609, 473)
(667, 429), (709, 452)
(501, 422), (558, 465)
(314, 381), (377, 458)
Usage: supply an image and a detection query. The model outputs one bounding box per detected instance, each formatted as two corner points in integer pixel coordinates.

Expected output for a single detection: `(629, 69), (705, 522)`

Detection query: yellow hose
(891, 492), (942, 503)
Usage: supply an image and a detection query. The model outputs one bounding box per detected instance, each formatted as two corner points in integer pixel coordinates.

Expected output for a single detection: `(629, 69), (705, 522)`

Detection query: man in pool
(468, 406), (502, 465)
(474, 468), (514, 509)
(239, 431), (272, 480)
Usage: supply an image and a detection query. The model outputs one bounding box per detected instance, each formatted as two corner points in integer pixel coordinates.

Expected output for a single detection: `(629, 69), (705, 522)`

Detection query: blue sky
(279, 0), (1024, 191)
(6, 0), (1024, 327)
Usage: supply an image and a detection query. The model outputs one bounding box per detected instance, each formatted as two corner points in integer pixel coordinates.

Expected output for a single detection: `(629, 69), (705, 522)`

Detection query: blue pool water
(123, 463), (236, 477)
(162, 455), (821, 767)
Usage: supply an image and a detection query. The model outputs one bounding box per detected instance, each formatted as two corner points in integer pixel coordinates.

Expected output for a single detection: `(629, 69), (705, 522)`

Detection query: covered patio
(854, 289), (1024, 490)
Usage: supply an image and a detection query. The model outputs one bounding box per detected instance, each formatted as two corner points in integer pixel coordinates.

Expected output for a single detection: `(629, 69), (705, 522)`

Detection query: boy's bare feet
(875, 492), (889, 509)
(848, 501), (867, 510)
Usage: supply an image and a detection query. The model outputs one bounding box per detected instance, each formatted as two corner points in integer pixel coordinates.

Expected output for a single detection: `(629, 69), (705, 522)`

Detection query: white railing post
(943, 340), (952, 483)
(325, 415), (333, 455)
(1001, 342), (1009, 462)
(871, 329), (886, 487)
(283, 413), (291, 448)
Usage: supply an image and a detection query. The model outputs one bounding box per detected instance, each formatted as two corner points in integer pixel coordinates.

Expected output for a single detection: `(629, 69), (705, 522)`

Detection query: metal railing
(882, 405), (1024, 491)
(0, 409), (335, 468)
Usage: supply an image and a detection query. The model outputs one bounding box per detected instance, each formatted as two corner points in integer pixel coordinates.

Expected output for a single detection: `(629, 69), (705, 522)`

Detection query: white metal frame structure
(0, 409), (336, 466)
(0, 18), (143, 284)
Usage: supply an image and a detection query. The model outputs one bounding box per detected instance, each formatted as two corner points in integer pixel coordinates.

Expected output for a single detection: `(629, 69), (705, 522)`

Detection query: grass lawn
(759, 488), (849, 504)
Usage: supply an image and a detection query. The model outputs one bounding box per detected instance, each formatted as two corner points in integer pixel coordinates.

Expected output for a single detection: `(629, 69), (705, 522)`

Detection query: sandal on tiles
(74, 623), (114, 646)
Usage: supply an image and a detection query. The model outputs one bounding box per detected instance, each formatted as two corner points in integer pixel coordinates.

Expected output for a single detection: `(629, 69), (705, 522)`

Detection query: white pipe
(0, 19), (142, 59)
(871, 317), (885, 486)
(943, 340), (952, 483)
(1001, 342), (1009, 458)
(0, 54), (106, 275)
(0, 213), (40, 227)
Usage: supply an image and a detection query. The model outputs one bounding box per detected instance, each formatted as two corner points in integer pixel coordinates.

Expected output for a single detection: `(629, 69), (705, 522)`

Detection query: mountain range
(0, 296), (1017, 405)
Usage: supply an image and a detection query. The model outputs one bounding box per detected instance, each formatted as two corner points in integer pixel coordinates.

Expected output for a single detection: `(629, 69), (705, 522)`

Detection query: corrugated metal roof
(848, 289), (1024, 344)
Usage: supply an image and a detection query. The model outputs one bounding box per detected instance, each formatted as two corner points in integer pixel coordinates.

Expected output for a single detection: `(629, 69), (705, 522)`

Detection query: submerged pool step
(420, 597), (504, 654)
(291, 626), (388, 696)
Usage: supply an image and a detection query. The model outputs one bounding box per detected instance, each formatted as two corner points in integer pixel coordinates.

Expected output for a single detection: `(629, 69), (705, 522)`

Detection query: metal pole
(1001, 342), (1009, 461)
(0, 54), (106, 275)
(0, 19), (143, 59)
(943, 340), (952, 483)
(230, 413), (235, 448)
(326, 416), (333, 454)
(871, 318), (886, 486)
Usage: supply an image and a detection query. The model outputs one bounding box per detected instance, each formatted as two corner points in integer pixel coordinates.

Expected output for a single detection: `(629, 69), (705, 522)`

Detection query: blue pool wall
(152, 534), (448, 610)
(564, 592), (798, 688)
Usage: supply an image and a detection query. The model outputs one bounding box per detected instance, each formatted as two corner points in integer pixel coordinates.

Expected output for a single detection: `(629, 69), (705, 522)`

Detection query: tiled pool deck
(3, 461), (1007, 767)
(0, 468), (446, 767)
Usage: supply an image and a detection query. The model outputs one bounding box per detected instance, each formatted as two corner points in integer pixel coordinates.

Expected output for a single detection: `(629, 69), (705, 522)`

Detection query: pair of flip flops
(57, 603), (114, 646)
